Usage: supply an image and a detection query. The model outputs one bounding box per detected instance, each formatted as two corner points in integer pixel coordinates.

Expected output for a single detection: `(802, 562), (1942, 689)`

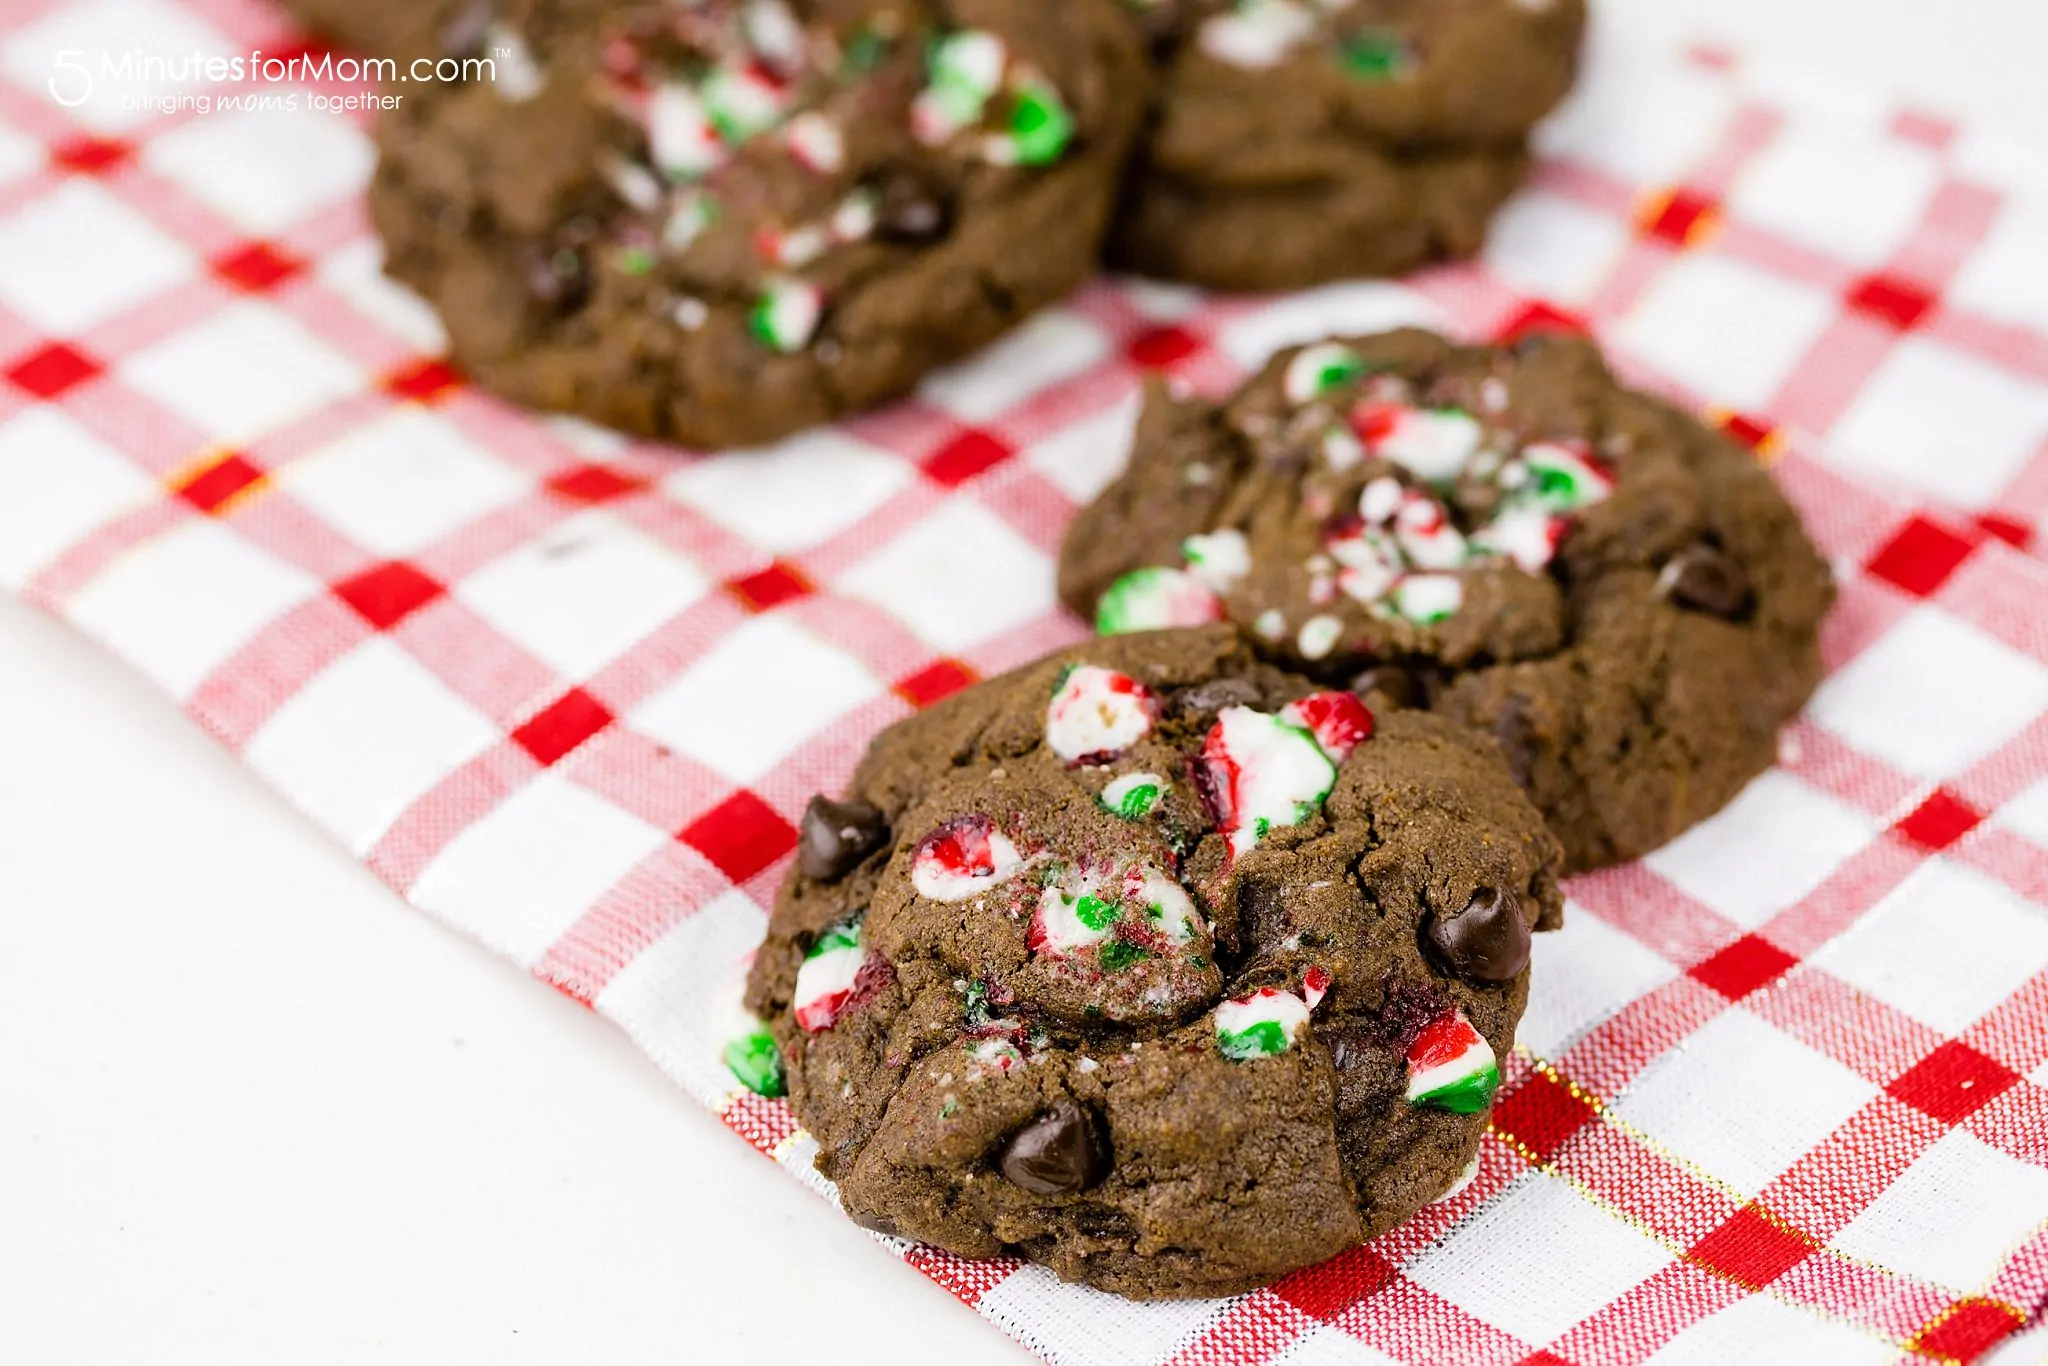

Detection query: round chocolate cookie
(1058, 329), (1835, 872)
(1110, 0), (1586, 290)
(369, 0), (1147, 449)
(743, 625), (1563, 1299)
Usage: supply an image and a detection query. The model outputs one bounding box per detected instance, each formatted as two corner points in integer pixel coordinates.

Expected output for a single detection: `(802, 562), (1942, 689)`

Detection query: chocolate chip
(846, 1206), (901, 1236)
(1657, 543), (1753, 619)
(1425, 888), (1531, 983)
(1350, 665), (1418, 712)
(526, 244), (589, 315)
(873, 170), (953, 245)
(1175, 677), (1262, 716)
(440, 0), (494, 58)
(999, 1098), (1107, 1195)
(799, 795), (889, 882)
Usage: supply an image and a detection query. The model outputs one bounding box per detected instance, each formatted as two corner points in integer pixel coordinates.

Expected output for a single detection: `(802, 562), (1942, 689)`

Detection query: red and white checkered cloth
(5, 1), (2048, 1361)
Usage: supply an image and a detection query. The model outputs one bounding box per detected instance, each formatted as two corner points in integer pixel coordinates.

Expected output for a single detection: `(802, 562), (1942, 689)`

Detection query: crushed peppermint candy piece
(1516, 440), (1614, 511)
(487, 23), (544, 102)
(970, 1035), (1026, 1074)
(913, 30), (1006, 144)
(1404, 1007), (1500, 1112)
(602, 154), (664, 212)
(1199, 0), (1318, 69)
(648, 81), (723, 181)
(1253, 608), (1287, 641)
(830, 188), (878, 242)
(1100, 772), (1166, 819)
(1284, 342), (1367, 403)
(1394, 495), (1470, 570)
(1351, 402), (1485, 483)
(782, 111), (845, 173)
(1031, 874), (1119, 955)
(749, 277), (824, 352)
(742, 0), (808, 76)
(1322, 425), (1366, 471)
(1392, 572), (1463, 624)
(912, 814), (1024, 901)
(1471, 503), (1564, 574)
(722, 1015), (785, 1096)
(1199, 705), (1339, 857)
(1297, 614), (1342, 661)
(1216, 971), (1330, 1059)
(703, 63), (788, 145)
(1183, 528), (1252, 592)
(663, 191), (715, 252)
(998, 75), (1075, 166)
(1279, 692), (1374, 762)
(1359, 475), (1405, 525)
(1030, 863), (1199, 959)
(1096, 566), (1224, 635)
(793, 919), (869, 1032)
(1046, 665), (1156, 763)
(1301, 964), (1333, 1010)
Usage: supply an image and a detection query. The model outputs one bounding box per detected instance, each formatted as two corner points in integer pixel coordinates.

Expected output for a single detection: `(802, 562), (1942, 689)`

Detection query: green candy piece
(617, 246), (655, 276)
(1007, 81), (1074, 165)
(1218, 1020), (1287, 1061)
(1105, 780), (1161, 819)
(1413, 1067), (1499, 1115)
(1098, 937), (1149, 970)
(1073, 893), (1117, 933)
(722, 1030), (786, 1098)
(1339, 29), (1407, 81)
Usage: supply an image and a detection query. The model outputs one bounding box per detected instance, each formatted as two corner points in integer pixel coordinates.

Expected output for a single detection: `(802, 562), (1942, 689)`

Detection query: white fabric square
(1827, 339), (2048, 508)
(120, 301), (363, 444)
(1943, 202), (2048, 332)
(1217, 282), (1442, 374)
(1727, 125), (1941, 266)
(410, 775), (667, 966)
(1833, 1130), (2048, 1293)
(1024, 393), (1140, 504)
(919, 308), (1110, 423)
(836, 498), (1051, 653)
(143, 100), (375, 235)
(1535, 26), (1735, 185)
(1813, 860), (2048, 1035)
(0, 407), (153, 588)
(283, 408), (532, 556)
(1406, 1172), (1674, 1345)
(1645, 1292), (1896, 1366)
(596, 889), (776, 1104)
(1615, 254), (1837, 411)
(1612, 1008), (1878, 1198)
(665, 427), (910, 554)
(245, 638), (500, 855)
(629, 617), (879, 784)
(1808, 606), (2048, 779)
(1997, 778), (2048, 850)
(1483, 191), (1634, 306)
(314, 239), (448, 354)
(979, 1266), (1222, 1365)
(0, 121), (43, 188)
(2, 0), (233, 134)
(1270, 1326), (1402, 1366)
(1519, 908), (1680, 1058)
(1645, 772), (1879, 929)
(0, 179), (195, 333)
(67, 519), (319, 698)
(455, 510), (710, 679)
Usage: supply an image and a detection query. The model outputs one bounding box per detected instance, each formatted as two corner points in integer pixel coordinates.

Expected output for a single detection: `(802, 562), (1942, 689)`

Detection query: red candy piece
(917, 814), (1000, 878)
(1406, 1009), (1484, 1071)
(1287, 691), (1374, 761)
(1195, 721), (1242, 830)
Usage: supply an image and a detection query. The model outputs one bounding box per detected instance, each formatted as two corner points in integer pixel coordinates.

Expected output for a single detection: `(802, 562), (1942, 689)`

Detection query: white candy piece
(1209, 705), (1337, 857)
(782, 112), (845, 173)
(912, 822), (1025, 902)
(1297, 614), (1342, 660)
(1034, 876), (1118, 954)
(1359, 476), (1405, 526)
(649, 82), (722, 180)
(1199, 0), (1318, 69)
(1394, 573), (1463, 624)
(1366, 406), (1485, 483)
(1046, 666), (1155, 763)
(1135, 868), (1200, 945)
(487, 24), (544, 102)
(1183, 528), (1253, 592)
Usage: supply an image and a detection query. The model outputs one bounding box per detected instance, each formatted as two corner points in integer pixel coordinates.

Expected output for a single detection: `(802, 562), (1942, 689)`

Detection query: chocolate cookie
(369, 0), (1147, 449)
(741, 625), (1564, 1298)
(1058, 329), (1835, 872)
(1111, 0), (1586, 290)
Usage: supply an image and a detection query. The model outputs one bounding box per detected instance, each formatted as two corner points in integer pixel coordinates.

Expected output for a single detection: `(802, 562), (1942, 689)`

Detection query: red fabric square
(1127, 324), (1202, 369)
(726, 561), (811, 612)
(1975, 512), (2034, 550)
(51, 136), (131, 174)
(1690, 934), (1799, 1000)
(1887, 1041), (2019, 1125)
(681, 791), (797, 884)
(546, 463), (645, 504)
(896, 658), (978, 708)
(1865, 516), (1977, 597)
(1913, 1298), (2023, 1364)
(174, 453), (264, 514)
(1717, 411), (1779, 453)
(512, 689), (613, 766)
(1847, 274), (1937, 331)
(1495, 301), (1589, 345)
(213, 242), (304, 292)
(6, 342), (103, 399)
(1271, 1246), (1397, 1319)
(1515, 1353), (1580, 1366)
(385, 358), (462, 402)
(1894, 788), (1984, 852)
(1688, 1204), (1815, 1289)
(1641, 189), (1719, 247)
(923, 430), (1013, 488)
(1491, 1069), (1597, 1164)
(333, 561), (445, 630)
(720, 1090), (799, 1155)
(905, 1245), (1021, 1307)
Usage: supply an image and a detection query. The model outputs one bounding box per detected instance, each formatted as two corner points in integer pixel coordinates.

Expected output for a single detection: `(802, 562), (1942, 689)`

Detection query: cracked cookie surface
(1059, 328), (1835, 871)
(745, 625), (1563, 1298)
(369, 0), (1145, 448)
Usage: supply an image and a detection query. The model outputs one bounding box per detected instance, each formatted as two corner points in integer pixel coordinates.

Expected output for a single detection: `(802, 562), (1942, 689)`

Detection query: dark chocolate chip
(999, 1098), (1107, 1196)
(1425, 887), (1531, 983)
(1350, 665), (1418, 712)
(846, 1206), (901, 1236)
(873, 171), (953, 245)
(799, 795), (889, 882)
(440, 0), (494, 58)
(526, 245), (589, 315)
(1175, 677), (1263, 716)
(1657, 543), (1753, 619)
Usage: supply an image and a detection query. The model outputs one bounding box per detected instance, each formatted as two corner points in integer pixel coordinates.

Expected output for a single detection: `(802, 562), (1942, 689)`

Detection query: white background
(5, 3), (2047, 1363)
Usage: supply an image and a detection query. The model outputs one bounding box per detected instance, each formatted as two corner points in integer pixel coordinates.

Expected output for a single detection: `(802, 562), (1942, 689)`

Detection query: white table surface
(6, 3), (2047, 1363)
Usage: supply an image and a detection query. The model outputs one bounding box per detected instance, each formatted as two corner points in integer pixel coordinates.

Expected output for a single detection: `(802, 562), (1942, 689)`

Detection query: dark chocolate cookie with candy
(1110, 0), (1586, 290)
(369, 0), (1146, 448)
(1059, 328), (1835, 872)
(741, 625), (1563, 1299)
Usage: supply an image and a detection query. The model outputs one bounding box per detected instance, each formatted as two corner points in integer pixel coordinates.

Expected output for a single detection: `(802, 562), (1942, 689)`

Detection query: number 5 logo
(48, 49), (92, 108)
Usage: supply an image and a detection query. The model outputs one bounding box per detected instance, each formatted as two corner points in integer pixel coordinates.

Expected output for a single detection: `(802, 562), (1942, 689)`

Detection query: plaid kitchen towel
(4, 1), (2048, 1362)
